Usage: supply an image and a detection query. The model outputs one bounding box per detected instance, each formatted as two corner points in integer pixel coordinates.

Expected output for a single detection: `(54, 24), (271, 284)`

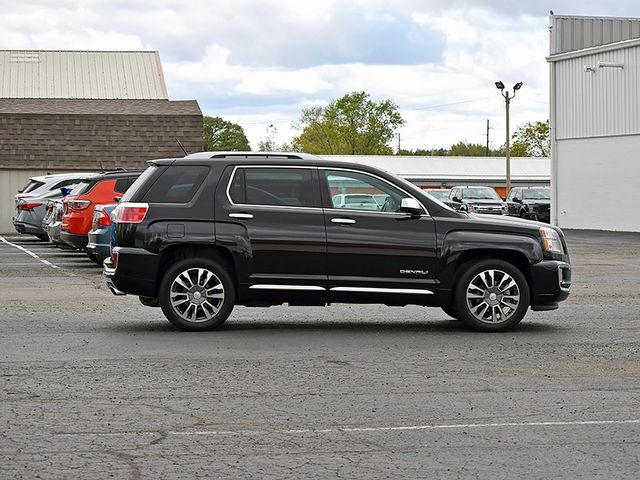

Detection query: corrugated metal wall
(554, 43), (640, 139)
(551, 15), (640, 54)
(0, 51), (168, 99)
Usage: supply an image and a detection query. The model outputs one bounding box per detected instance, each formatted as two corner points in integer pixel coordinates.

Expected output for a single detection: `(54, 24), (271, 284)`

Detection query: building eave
(547, 37), (640, 62)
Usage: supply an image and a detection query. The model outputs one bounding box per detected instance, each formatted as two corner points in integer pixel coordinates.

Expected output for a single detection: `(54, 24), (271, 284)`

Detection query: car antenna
(176, 138), (189, 156)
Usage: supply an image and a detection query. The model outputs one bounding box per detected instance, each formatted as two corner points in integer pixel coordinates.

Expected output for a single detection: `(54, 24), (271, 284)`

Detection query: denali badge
(400, 269), (429, 275)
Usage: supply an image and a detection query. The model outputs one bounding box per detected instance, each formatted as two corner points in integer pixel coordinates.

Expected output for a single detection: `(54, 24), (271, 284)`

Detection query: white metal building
(325, 155), (549, 197)
(548, 14), (640, 232)
(0, 50), (168, 99)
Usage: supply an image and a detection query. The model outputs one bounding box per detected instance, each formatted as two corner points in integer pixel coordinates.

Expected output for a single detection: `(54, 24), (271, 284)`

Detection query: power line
(406, 97), (494, 111)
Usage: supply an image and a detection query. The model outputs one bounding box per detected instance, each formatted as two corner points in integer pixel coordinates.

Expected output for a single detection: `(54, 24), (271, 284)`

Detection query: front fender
(438, 230), (544, 290)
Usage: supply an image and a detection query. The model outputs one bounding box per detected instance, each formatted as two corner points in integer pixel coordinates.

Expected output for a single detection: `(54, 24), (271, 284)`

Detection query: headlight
(540, 227), (563, 253)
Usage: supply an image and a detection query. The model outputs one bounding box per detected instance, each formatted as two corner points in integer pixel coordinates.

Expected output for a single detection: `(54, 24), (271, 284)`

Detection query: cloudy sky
(2, 0), (639, 150)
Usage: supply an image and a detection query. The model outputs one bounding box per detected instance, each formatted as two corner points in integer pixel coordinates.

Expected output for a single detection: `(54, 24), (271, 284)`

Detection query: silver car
(13, 173), (95, 240)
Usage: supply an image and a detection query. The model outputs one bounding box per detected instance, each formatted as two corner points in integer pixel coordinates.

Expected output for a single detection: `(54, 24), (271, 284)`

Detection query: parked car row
(13, 170), (141, 263)
(424, 186), (551, 223)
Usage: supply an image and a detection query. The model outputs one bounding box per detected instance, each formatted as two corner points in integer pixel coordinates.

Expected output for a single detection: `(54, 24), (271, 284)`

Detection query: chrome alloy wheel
(465, 269), (520, 324)
(169, 268), (225, 323)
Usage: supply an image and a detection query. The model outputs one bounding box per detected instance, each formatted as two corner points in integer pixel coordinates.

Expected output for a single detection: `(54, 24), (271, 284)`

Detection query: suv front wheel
(454, 259), (530, 332)
(159, 258), (235, 331)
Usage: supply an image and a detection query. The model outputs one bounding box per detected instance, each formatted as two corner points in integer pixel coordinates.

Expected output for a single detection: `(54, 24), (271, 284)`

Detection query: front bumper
(60, 231), (88, 250)
(530, 260), (571, 310)
(103, 247), (159, 298)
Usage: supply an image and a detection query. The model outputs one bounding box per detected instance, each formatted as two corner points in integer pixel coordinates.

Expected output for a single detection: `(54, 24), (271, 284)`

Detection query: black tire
(87, 252), (102, 265)
(519, 209), (529, 220)
(454, 259), (530, 332)
(159, 257), (235, 331)
(36, 234), (49, 242)
(441, 306), (459, 320)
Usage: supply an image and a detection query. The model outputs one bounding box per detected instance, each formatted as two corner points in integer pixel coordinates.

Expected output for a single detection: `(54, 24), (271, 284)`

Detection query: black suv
(104, 152), (571, 332)
(506, 186), (551, 223)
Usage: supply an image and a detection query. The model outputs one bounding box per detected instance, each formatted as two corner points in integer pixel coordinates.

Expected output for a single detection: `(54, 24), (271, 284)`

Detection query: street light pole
(495, 81), (522, 195)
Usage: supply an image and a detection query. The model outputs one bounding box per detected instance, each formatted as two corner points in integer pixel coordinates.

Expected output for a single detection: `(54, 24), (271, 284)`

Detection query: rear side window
(20, 180), (45, 194)
(228, 167), (316, 207)
(143, 165), (209, 203)
(114, 177), (137, 194)
(69, 181), (93, 195)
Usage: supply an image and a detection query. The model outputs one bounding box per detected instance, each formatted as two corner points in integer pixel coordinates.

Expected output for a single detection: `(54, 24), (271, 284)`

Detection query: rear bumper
(103, 247), (159, 298)
(530, 260), (571, 310)
(87, 229), (112, 262)
(60, 231), (88, 250)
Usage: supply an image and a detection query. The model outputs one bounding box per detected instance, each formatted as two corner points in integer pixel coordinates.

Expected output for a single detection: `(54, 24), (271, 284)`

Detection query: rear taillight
(112, 202), (148, 224)
(112, 247), (120, 269)
(19, 202), (42, 211)
(97, 210), (113, 228)
(69, 200), (92, 211)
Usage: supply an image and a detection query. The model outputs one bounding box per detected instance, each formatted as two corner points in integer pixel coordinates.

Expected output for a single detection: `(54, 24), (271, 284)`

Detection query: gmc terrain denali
(104, 152), (571, 332)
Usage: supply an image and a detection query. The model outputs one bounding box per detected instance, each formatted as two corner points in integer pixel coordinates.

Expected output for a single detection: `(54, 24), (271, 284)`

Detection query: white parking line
(168, 418), (640, 437)
(51, 418), (640, 439)
(0, 235), (60, 269)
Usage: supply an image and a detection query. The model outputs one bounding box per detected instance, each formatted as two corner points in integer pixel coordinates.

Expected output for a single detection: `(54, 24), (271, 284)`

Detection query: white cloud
(1, 0), (636, 150)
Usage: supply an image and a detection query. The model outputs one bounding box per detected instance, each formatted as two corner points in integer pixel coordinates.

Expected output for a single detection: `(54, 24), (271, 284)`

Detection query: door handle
(229, 212), (254, 219)
(331, 217), (356, 224)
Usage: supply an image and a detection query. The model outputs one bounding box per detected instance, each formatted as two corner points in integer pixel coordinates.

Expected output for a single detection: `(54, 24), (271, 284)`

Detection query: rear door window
(142, 165), (209, 203)
(228, 167), (316, 207)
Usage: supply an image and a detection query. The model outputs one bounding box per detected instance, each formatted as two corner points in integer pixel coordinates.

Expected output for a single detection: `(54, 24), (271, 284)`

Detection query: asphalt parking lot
(1, 230), (639, 479)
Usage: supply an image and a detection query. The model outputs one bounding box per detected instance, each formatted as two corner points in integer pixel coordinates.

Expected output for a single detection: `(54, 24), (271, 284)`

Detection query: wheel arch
(156, 243), (237, 297)
(439, 230), (543, 302)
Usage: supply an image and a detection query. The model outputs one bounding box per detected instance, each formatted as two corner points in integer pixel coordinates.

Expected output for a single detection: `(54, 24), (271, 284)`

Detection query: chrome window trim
(226, 165), (323, 211)
(225, 164), (431, 217)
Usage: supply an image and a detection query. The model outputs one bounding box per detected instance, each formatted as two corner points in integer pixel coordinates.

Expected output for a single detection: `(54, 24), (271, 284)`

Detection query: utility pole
(485, 119), (490, 156)
(495, 81), (523, 194)
(397, 133), (401, 153)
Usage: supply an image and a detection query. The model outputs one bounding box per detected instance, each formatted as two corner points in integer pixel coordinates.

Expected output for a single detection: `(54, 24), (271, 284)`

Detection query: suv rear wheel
(454, 259), (530, 332)
(159, 258), (235, 331)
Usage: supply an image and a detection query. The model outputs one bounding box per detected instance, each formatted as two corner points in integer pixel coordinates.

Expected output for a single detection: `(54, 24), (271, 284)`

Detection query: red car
(61, 171), (141, 254)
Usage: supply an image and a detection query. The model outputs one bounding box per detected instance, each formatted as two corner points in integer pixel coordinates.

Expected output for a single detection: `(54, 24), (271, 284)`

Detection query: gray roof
(322, 155), (550, 181)
(0, 98), (202, 116)
(550, 14), (640, 55)
(0, 50), (168, 99)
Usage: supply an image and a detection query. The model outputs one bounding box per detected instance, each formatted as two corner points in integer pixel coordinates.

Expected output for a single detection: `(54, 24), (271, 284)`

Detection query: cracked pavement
(1, 230), (639, 479)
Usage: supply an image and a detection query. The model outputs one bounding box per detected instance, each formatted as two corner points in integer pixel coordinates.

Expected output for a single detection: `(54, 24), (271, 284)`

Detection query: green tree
(448, 141), (490, 156)
(292, 91), (405, 155)
(203, 116), (250, 151)
(510, 120), (550, 157)
(257, 138), (292, 152)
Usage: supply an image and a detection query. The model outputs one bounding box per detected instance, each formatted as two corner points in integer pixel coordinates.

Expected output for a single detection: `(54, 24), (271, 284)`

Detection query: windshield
(523, 188), (550, 200)
(69, 181), (92, 196)
(425, 190), (450, 201)
(464, 188), (500, 200)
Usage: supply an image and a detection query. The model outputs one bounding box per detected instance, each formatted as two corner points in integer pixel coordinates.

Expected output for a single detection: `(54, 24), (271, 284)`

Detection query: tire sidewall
(454, 259), (530, 332)
(159, 257), (235, 331)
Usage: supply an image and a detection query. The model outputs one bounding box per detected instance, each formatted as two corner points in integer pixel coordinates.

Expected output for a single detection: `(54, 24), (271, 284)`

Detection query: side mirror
(114, 196), (121, 203)
(452, 196), (461, 203)
(60, 187), (72, 197)
(513, 197), (520, 203)
(399, 197), (423, 216)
